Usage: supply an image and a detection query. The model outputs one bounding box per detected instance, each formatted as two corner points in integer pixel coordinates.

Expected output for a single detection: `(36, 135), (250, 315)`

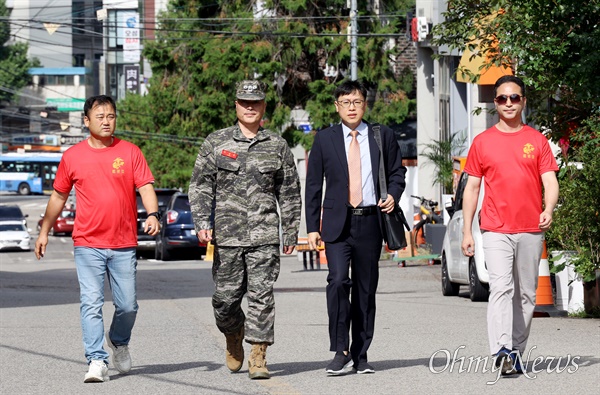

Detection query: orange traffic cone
(534, 240), (566, 317)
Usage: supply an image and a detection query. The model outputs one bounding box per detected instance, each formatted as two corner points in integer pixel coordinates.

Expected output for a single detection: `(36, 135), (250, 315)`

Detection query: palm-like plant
(420, 132), (467, 194)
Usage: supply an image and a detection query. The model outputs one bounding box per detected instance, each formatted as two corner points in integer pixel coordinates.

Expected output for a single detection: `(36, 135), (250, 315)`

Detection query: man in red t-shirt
(35, 95), (160, 383)
(462, 76), (559, 376)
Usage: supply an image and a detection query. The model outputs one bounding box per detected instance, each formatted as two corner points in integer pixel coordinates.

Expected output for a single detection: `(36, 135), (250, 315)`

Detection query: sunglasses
(495, 94), (523, 105)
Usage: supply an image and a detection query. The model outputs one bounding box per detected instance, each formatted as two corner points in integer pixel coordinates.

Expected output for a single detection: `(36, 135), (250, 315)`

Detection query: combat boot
(248, 342), (270, 379)
(225, 326), (244, 372)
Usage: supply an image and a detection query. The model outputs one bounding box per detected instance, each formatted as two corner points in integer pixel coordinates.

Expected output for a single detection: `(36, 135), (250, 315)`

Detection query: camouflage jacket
(189, 124), (301, 247)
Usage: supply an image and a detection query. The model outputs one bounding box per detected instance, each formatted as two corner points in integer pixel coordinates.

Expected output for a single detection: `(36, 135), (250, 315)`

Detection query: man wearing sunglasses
(461, 76), (559, 375)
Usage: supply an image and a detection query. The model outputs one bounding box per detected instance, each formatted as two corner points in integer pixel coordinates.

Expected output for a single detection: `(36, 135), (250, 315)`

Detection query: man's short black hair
(334, 80), (368, 100)
(494, 76), (526, 98)
(84, 95), (116, 118)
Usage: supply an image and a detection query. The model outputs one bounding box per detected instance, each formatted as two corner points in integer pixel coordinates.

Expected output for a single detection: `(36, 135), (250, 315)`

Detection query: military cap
(236, 80), (266, 100)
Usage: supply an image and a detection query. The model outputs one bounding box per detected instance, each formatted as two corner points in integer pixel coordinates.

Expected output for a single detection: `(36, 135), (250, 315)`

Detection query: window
(72, 1), (85, 34)
(44, 75), (75, 86)
(73, 54), (85, 67)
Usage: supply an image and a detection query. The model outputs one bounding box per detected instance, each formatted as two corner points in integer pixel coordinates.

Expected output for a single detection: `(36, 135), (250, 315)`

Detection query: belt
(349, 206), (378, 216)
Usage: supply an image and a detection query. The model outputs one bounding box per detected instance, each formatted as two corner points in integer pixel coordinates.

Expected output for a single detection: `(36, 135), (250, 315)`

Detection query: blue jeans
(74, 247), (138, 363)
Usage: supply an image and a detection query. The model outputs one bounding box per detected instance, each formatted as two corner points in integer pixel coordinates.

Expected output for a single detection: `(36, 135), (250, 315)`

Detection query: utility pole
(350, 0), (358, 81)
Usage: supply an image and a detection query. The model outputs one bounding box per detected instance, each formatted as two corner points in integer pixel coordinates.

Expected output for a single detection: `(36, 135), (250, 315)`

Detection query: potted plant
(546, 115), (600, 316)
(420, 132), (467, 195)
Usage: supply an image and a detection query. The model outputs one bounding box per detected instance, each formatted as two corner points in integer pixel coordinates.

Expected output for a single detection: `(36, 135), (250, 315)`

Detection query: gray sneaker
(105, 331), (132, 373)
(84, 360), (109, 383)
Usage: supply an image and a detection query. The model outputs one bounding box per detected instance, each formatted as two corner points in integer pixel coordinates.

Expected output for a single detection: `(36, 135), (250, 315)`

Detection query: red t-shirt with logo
(463, 125), (558, 233)
(53, 138), (154, 248)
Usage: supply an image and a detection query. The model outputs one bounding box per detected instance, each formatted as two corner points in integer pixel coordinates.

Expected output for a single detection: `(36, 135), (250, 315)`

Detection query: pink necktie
(348, 130), (362, 208)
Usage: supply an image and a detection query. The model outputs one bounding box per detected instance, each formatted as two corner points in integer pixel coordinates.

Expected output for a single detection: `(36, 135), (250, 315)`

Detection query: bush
(546, 113), (600, 282)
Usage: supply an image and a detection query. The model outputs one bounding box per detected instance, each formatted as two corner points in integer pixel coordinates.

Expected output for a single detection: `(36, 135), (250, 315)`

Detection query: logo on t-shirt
(112, 157), (125, 174)
(522, 143), (535, 159)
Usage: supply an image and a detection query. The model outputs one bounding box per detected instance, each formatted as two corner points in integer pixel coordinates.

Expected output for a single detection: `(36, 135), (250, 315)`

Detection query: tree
(118, 0), (416, 188)
(0, 0), (37, 103)
(431, 0), (600, 143)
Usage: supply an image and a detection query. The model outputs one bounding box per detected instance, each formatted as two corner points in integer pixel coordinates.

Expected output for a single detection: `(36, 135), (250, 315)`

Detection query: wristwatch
(147, 211), (161, 221)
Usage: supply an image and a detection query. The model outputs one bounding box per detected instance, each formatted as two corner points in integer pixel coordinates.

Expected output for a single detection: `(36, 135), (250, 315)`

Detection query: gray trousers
(211, 245), (280, 344)
(482, 231), (543, 355)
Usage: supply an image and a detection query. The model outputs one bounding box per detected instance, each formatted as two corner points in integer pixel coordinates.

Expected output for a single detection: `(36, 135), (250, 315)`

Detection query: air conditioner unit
(417, 17), (429, 41)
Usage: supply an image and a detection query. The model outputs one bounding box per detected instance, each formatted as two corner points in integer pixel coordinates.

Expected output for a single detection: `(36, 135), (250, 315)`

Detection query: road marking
(22, 203), (43, 208)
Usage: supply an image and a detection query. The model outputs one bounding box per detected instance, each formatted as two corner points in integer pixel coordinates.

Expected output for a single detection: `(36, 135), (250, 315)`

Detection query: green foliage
(281, 126), (314, 151)
(546, 113), (600, 282)
(117, 0), (416, 189)
(419, 132), (467, 193)
(0, 0), (38, 103)
(431, 0), (600, 143)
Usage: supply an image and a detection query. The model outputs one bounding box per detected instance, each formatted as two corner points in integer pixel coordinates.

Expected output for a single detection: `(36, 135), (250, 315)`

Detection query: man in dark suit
(305, 80), (406, 375)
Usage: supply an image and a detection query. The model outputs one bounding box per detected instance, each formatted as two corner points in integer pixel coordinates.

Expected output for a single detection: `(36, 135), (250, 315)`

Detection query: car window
(61, 210), (75, 218)
(0, 223), (25, 231)
(173, 196), (190, 211)
(454, 172), (469, 210)
(137, 190), (178, 213)
(0, 206), (24, 217)
(157, 195), (172, 210)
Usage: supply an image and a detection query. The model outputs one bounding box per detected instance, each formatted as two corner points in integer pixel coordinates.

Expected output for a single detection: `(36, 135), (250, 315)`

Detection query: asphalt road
(0, 195), (599, 394)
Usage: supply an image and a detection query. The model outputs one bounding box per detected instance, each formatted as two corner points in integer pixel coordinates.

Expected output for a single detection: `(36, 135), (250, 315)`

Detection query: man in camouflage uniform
(189, 80), (301, 380)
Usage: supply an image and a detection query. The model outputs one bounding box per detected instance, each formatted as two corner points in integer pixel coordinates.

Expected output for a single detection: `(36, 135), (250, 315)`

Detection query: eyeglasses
(337, 100), (365, 108)
(494, 94), (523, 105)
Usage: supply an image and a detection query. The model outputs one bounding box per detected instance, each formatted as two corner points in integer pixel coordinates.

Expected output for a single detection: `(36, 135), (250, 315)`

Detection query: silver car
(0, 221), (31, 251)
(440, 172), (489, 301)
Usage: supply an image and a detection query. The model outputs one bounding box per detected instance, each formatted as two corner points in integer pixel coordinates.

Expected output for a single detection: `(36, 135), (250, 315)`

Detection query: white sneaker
(105, 331), (132, 373)
(84, 360), (109, 383)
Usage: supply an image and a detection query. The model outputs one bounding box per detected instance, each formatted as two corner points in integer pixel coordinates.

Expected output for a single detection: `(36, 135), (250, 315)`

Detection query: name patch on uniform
(221, 150), (238, 159)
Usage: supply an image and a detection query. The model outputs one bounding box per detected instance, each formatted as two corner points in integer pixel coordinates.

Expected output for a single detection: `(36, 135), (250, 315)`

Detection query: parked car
(155, 192), (206, 261)
(440, 172), (489, 302)
(136, 188), (179, 253)
(37, 209), (76, 236)
(0, 221), (31, 251)
(0, 205), (28, 228)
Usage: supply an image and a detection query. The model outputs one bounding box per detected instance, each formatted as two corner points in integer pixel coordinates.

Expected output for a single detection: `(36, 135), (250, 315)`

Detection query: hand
(308, 231), (322, 251)
(462, 234), (475, 257)
(145, 217), (161, 236)
(197, 229), (213, 244)
(378, 194), (396, 213)
(282, 245), (296, 255)
(34, 234), (48, 260)
(539, 211), (553, 231)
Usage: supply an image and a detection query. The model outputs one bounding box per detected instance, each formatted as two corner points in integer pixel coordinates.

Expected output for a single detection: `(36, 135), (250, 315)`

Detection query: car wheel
(469, 257), (489, 302)
(49, 227), (55, 236)
(441, 253), (460, 296)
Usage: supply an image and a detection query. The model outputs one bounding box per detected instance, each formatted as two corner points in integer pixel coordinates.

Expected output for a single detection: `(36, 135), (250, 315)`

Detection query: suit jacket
(305, 122), (407, 242)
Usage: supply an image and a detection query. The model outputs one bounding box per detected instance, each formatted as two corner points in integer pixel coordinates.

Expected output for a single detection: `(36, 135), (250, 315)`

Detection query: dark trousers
(325, 212), (382, 364)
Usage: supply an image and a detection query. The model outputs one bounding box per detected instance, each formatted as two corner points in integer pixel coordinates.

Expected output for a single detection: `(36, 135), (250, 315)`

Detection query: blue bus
(0, 152), (62, 195)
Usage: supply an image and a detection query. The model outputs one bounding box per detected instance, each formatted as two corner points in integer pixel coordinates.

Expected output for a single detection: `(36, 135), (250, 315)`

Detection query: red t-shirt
(463, 125), (558, 233)
(53, 138), (154, 248)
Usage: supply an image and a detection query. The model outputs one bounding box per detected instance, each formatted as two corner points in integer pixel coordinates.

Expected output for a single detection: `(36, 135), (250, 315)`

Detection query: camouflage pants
(212, 244), (280, 344)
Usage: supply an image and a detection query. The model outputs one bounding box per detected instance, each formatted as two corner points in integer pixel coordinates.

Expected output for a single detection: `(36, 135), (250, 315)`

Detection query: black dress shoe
(326, 352), (354, 375)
